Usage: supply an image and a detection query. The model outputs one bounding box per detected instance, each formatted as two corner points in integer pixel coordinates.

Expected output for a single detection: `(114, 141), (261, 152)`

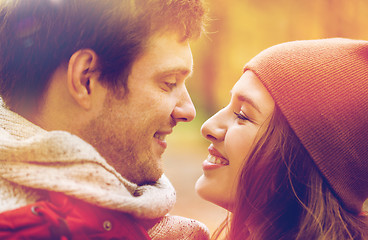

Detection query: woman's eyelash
(234, 111), (250, 121)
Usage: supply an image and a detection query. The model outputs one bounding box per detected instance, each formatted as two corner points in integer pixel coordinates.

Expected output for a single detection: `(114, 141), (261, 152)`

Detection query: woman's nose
(201, 108), (227, 142)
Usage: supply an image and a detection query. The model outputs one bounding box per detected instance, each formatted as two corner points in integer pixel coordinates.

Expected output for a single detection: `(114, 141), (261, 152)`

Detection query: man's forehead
(132, 33), (193, 74)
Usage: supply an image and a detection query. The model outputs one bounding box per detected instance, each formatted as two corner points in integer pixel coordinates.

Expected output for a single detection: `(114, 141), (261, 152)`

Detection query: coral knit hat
(244, 38), (368, 214)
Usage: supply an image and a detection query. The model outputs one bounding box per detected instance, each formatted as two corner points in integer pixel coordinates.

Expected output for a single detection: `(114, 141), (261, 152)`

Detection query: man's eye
(233, 111), (250, 121)
(165, 82), (177, 89)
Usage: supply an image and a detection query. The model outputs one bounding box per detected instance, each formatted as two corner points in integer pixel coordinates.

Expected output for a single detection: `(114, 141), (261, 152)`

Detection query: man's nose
(171, 88), (196, 123)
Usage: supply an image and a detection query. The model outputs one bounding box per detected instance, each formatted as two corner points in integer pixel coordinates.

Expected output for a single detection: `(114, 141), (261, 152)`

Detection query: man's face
(79, 33), (195, 185)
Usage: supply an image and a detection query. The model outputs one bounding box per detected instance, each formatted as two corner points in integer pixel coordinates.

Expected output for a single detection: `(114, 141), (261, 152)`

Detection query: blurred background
(163, 0), (368, 234)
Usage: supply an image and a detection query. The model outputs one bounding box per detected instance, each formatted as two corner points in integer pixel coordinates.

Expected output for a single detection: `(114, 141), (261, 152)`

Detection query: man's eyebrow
(230, 90), (261, 113)
(154, 67), (193, 79)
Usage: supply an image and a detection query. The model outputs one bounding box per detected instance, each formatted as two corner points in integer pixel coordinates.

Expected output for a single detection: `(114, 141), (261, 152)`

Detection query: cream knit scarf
(0, 104), (210, 239)
(0, 104), (176, 219)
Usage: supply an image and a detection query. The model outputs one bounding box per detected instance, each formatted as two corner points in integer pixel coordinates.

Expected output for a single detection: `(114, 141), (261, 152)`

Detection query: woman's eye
(234, 111), (250, 121)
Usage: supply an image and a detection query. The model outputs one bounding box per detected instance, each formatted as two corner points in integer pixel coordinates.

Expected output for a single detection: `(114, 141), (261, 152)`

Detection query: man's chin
(127, 167), (163, 186)
(137, 173), (163, 186)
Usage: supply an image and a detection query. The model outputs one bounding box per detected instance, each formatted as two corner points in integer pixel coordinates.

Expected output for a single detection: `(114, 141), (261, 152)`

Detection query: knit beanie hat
(243, 38), (368, 214)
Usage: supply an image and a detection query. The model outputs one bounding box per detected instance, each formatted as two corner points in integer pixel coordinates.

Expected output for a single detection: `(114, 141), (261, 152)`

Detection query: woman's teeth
(207, 154), (229, 165)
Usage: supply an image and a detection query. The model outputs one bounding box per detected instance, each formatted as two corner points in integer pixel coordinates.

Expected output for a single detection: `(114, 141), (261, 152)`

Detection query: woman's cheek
(225, 127), (256, 165)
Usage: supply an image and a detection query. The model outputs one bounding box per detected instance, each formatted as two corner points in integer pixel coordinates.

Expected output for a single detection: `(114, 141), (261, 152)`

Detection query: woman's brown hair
(213, 106), (368, 239)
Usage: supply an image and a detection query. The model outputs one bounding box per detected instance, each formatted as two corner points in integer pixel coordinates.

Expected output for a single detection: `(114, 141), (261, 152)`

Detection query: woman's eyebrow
(230, 90), (261, 113)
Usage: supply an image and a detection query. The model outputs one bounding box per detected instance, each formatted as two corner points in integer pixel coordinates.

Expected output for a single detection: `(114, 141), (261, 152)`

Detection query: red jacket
(0, 192), (151, 240)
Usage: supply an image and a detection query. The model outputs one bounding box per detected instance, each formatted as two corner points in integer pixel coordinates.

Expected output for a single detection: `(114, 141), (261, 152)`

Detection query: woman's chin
(195, 175), (234, 211)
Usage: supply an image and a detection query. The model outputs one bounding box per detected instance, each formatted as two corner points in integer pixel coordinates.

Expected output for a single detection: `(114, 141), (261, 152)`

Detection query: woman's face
(195, 71), (275, 211)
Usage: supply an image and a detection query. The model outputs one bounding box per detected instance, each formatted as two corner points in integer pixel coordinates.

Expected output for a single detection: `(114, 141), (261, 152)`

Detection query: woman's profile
(196, 38), (368, 239)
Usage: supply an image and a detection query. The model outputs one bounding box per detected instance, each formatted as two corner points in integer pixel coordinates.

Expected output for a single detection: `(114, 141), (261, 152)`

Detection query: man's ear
(67, 49), (100, 110)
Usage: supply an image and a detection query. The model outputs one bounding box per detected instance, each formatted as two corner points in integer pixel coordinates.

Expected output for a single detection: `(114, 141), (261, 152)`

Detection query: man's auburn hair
(0, 0), (207, 116)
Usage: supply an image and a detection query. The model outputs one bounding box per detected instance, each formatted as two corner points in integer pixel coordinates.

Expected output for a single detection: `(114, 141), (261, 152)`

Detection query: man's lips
(153, 130), (172, 149)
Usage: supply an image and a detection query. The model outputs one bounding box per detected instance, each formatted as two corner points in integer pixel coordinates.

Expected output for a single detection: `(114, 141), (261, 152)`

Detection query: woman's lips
(202, 145), (229, 170)
(208, 145), (229, 164)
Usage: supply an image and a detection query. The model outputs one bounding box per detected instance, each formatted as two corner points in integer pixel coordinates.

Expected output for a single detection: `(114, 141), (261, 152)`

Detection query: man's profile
(0, 0), (208, 239)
